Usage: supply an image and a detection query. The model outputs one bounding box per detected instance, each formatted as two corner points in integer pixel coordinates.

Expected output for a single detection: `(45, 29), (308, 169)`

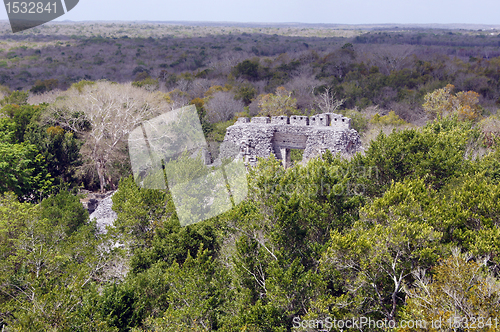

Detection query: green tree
(0, 90), (28, 106)
(400, 249), (500, 332)
(233, 59), (262, 81)
(39, 190), (89, 235)
(0, 103), (82, 200)
(0, 192), (120, 330)
(30, 79), (59, 94)
(0, 118), (53, 201)
(423, 84), (483, 121)
(257, 87), (299, 117)
(321, 178), (442, 323)
(1, 104), (42, 143)
(362, 116), (479, 195)
(112, 176), (173, 248)
(235, 82), (257, 105)
(137, 248), (232, 331)
(112, 175), (220, 275)
(132, 77), (160, 92)
(217, 155), (365, 330)
(428, 173), (500, 264)
(370, 110), (407, 126)
(25, 124), (82, 188)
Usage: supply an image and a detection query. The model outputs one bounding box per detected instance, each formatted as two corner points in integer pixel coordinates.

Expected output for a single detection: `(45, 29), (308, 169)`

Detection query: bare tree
(190, 78), (214, 98)
(47, 81), (167, 191)
(207, 52), (249, 76)
(205, 91), (245, 123)
(365, 44), (416, 75)
(163, 88), (191, 111)
(284, 74), (320, 112)
(27, 89), (65, 105)
(314, 87), (344, 114)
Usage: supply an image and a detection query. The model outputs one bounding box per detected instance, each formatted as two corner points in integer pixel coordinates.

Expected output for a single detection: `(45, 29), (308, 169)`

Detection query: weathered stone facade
(220, 113), (362, 167)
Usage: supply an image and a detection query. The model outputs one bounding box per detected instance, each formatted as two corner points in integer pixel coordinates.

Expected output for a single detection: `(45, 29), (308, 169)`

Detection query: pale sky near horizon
(1, 0), (500, 25)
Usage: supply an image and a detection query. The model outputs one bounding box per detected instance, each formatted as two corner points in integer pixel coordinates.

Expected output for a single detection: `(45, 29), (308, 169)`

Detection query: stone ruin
(80, 190), (117, 233)
(78, 112), (362, 229)
(219, 112), (363, 168)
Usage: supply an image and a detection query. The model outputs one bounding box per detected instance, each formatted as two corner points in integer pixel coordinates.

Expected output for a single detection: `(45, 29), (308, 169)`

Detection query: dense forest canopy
(1, 22), (500, 331)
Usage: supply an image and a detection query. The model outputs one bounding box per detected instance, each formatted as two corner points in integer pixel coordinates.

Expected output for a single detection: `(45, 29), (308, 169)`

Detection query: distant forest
(1, 22), (500, 123)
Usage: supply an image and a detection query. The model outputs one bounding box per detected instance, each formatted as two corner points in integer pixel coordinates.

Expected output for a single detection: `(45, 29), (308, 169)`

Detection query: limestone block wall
(250, 117), (270, 124)
(310, 114), (329, 126)
(271, 116), (290, 125)
(327, 113), (351, 130)
(220, 113), (362, 167)
(290, 115), (309, 126)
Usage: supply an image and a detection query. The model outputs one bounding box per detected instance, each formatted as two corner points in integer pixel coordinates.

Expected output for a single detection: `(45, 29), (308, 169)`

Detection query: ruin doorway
(272, 132), (307, 168)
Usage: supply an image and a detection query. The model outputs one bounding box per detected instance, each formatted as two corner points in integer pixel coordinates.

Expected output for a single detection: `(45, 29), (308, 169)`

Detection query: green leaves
(40, 190), (89, 235)
(0, 192), (120, 331)
(2, 92), (500, 330)
(0, 90), (28, 106)
(322, 182), (442, 321)
(112, 176), (172, 246)
(132, 248), (232, 332)
(257, 87), (299, 117)
(0, 140), (53, 201)
(431, 173), (500, 260)
(402, 250), (500, 330)
(0, 103), (83, 201)
(363, 116), (479, 195)
(112, 176), (220, 276)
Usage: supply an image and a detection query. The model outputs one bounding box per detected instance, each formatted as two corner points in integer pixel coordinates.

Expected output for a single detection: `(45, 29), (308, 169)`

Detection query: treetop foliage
(2, 24), (500, 330)
(257, 87), (299, 117)
(423, 84), (483, 121)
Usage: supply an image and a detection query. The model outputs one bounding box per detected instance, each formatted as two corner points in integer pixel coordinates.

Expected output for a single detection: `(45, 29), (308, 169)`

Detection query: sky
(2, 0), (500, 25)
